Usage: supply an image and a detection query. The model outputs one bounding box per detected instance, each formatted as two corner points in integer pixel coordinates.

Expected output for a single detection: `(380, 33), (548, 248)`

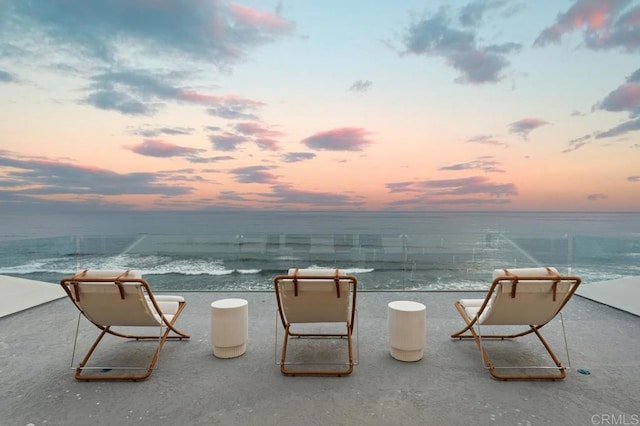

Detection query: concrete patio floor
(1, 286), (639, 426)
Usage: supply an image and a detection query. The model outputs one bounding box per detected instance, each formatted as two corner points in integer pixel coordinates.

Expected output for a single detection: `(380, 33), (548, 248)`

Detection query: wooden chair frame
(451, 270), (581, 381)
(274, 269), (357, 376)
(60, 270), (190, 381)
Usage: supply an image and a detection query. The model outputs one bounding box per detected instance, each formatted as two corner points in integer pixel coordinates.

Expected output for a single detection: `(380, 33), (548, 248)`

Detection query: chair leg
(482, 325), (566, 381)
(75, 324), (169, 381)
(279, 323), (354, 377)
(451, 302), (566, 381)
(73, 303), (189, 381)
(279, 324), (291, 375)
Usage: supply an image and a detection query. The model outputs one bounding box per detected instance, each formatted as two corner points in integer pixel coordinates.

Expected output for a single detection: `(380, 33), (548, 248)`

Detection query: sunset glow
(1, 0), (639, 212)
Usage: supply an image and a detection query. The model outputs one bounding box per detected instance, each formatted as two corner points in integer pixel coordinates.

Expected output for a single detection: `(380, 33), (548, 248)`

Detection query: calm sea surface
(1, 210), (638, 290)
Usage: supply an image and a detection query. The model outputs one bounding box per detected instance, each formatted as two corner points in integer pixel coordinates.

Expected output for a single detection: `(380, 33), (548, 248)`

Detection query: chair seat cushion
(145, 295), (183, 316)
(459, 299), (491, 320)
(459, 299), (483, 308)
(153, 295), (185, 303)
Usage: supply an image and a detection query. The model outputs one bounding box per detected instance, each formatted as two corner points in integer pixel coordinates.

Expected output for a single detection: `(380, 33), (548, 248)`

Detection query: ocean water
(1, 210), (639, 291)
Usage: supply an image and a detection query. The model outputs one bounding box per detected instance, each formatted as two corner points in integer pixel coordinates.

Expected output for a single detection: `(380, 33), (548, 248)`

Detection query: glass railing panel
(569, 234), (640, 283)
(0, 235), (79, 285)
(0, 232), (637, 291)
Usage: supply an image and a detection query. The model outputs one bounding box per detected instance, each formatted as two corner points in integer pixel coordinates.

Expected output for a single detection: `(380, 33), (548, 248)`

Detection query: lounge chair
(273, 268), (358, 376)
(451, 267), (581, 381)
(59, 269), (190, 381)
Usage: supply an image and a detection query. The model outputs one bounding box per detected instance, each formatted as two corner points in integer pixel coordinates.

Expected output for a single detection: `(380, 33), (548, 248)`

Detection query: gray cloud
(126, 139), (205, 158)
(82, 68), (267, 117)
(209, 134), (248, 151)
(459, 0), (514, 27)
(187, 155), (234, 164)
(82, 69), (180, 115)
(587, 193), (608, 200)
(206, 98), (263, 120)
(386, 175), (517, 207)
(0, 69), (17, 83)
(628, 175), (640, 182)
(349, 80), (373, 92)
(2, 1), (284, 120)
(423, 176), (517, 196)
(386, 195), (512, 209)
(566, 67), (640, 147)
(535, 0), (639, 52)
(509, 118), (550, 140)
(84, 88), (153, 115)
(234, 122), (283, 151)
(265, 184), (364, 208)
(218, 190), (252, 202)
(302, 128), (373, 151)
(596, 80), (640, 117)
(234, 122), (281, 137)
(255, 138), (280, 151)
(564, 134), (593, 152)
(135, 127), (195, 137)
(401, 6), (521, 84)
(206, 183), (366, 209)
(282, 152), (316, 163)
(230, 165), (278, 184)
(207, 121), (283, 152)
(596, 118), (640, 139)
(466, 134), (507, 146)
(386, 181), (420, 193)
(0, 152), (193, 203)
(3, 0), (294, 66)
(439, 156), (505, 173)
(594, 68), (640, 139)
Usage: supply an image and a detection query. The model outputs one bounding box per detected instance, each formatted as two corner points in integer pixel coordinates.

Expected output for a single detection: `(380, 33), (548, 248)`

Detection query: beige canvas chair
(60, 269), (190, 381)
(451, 267), (581, 381)
(273, 268), (357, 376)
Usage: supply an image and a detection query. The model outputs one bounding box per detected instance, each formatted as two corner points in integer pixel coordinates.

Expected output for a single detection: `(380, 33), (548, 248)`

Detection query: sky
(1, 0), (639, 213)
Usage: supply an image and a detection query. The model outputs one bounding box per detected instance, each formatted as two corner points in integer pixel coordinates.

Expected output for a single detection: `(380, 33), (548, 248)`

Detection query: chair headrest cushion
(74, 269), (142, 279)
(493, 267), (558, 280)
(287, 268), (344, 277)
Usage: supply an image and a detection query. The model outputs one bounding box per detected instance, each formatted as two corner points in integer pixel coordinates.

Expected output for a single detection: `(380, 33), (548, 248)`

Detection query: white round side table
(210, 298), (248, 358)
(388, 300), (426, 362)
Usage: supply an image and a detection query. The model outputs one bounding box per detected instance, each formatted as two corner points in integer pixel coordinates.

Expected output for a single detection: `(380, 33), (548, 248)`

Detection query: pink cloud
(587, 193), (608, 200)
(255, 138), (281, 151)
(179, 91), (222, 104)
(536, 0), (624, 43)
(230, 165), (278, 184)
(535, 0), (639, 51)
(586, 69), (640, 141)
(302, 128), (373, 151)
(234, 122), (283, 137)
(127, 139), (203, 158)
(439, 156), (505, 173)
(229, 4), (292, 31)
(508, 118), (550, 140)
(387, 176), (518, 198)
(233, 122), (283, 151)
(179, 91), (265, 108)
(466, 135), (506, 146)
(598, 82), (640, 112)
(211, 96), (265, 120)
